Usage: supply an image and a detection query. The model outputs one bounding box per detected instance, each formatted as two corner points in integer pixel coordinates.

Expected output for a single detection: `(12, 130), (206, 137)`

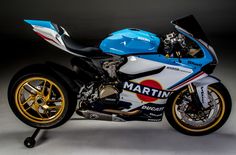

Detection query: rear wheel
(165, 83), (231, 136)
(8, 70), (77, 129)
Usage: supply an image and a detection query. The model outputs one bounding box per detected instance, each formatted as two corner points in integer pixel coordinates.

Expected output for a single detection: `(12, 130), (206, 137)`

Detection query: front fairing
(171, 15), (218, 64)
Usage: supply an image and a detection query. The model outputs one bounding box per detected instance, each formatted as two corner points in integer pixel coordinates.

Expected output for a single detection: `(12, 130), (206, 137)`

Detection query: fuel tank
(99, 28), (161, 55)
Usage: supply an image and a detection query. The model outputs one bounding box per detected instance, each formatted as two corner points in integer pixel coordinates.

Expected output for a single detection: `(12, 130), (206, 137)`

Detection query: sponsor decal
(141, 105), (164, 112)
(187, 61), (202, 67)
(166, 66), (191, 73)
(123, 80), (172, 102)
(166, 66), (179, 71)
(149, 113), (163, 117)
(147, 118), (162, 122)
(138, 103), (165, 121)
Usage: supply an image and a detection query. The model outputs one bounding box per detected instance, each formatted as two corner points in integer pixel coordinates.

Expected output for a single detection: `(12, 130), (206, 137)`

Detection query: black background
(0, 0), (236, 74)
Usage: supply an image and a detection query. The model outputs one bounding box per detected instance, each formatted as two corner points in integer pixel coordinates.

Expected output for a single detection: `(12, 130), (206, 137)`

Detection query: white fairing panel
(120, 56), (193, 89)
(32, 25), (67, 50)
(119, 56), (207, 111)
(119, 56), (165, 74)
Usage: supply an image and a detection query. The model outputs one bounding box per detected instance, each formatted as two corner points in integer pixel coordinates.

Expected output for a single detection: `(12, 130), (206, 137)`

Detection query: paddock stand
(23, 110), (122, 148)
(23, 117), (80, 148)
(23, 115), (81, 148)
(24, 128), (41, 148)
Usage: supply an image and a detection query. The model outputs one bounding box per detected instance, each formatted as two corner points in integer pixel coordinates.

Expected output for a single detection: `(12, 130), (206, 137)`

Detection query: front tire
(8, 68), (77, 129)
(165, 82), (231, 136)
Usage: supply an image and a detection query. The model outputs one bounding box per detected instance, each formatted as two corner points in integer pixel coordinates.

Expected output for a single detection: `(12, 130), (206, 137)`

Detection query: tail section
(24, 19), (70, 53)
(25, 19), (101, 58)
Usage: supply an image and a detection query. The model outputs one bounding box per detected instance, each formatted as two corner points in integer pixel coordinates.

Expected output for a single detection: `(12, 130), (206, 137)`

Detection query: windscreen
(171, 15), (210, 45)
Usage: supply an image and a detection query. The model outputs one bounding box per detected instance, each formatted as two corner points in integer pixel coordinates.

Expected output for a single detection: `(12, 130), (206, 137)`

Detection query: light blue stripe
(24, 19), (56, 31)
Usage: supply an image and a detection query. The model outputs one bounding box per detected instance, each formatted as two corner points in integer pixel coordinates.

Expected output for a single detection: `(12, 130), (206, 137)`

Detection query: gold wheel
(172, 86), (225, 132)
(14, 77), (65, 124)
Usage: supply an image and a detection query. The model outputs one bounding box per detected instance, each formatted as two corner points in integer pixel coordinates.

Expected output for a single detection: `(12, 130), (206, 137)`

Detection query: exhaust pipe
(103, 109), (140, 116)
(76, 109), (125, 122)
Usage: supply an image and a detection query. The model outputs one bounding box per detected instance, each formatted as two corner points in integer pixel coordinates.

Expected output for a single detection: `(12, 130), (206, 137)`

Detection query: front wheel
(8, 68), (77, 129)
(165, 82), (231, 136)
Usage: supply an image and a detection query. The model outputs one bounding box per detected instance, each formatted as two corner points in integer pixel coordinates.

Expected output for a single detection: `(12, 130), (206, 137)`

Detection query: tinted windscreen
(171, 15), (210, 45)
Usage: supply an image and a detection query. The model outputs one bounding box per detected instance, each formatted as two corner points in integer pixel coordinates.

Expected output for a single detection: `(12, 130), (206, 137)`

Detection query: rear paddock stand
(24, 128), (41, 148)
(23, 117), (82, 148)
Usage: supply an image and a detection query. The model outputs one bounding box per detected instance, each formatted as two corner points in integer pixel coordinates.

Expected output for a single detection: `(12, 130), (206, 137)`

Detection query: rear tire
(8, 67), (77, 129)
(165, 82), (231, 136)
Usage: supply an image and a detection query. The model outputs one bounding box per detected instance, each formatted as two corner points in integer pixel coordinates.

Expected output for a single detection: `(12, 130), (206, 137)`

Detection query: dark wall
(1, 0), (236, 40)
(0, 0), (236, 72)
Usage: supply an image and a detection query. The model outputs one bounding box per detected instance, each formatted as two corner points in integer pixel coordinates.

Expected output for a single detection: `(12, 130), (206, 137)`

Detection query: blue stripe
(24, 19), (56, 32)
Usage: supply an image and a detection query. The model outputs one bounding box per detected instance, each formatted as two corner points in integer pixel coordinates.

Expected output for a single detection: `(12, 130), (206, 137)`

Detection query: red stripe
(171, 72), (204, 90)
(35, 32), (59, 45)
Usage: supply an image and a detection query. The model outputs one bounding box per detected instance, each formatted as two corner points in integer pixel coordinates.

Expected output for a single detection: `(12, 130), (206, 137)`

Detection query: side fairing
(119, 55), (207, 111)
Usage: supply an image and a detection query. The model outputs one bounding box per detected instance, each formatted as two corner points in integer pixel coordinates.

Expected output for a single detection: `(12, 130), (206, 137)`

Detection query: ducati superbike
(8, 15), (232, 147)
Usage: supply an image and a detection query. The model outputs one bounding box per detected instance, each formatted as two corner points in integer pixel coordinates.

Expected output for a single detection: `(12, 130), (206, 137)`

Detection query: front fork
(188, 83), (203, 110)
(187, 75), (220, 109)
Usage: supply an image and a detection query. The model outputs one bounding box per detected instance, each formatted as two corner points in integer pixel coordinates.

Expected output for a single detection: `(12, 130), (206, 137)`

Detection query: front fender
(193, 75), (220, 108)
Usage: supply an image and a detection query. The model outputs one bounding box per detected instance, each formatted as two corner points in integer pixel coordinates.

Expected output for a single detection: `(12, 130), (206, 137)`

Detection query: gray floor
(0, 63), (236, 155)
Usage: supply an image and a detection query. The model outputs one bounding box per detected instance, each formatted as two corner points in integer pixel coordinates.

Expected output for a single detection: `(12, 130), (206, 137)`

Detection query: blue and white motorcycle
(8, 15), (232, 141)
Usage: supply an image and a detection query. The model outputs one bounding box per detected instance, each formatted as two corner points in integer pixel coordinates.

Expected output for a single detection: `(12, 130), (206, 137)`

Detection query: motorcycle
(8, 15), (232, 144)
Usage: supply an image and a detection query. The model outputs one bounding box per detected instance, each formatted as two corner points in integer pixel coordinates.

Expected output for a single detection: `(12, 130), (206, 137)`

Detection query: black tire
(165, 82), (231, 136)
(8, 67), (77, 129)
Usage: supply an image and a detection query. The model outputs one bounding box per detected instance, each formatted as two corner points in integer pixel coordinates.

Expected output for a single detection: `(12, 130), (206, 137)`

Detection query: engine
(99, 85), (119, 98)
(78, 82), (131, 111)
(102, 60), (121, 79)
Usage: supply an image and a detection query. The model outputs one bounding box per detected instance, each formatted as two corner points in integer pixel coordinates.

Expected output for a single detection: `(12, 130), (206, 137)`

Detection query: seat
(61, 35), (110, 58)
